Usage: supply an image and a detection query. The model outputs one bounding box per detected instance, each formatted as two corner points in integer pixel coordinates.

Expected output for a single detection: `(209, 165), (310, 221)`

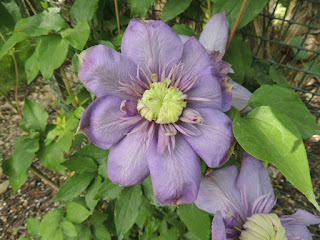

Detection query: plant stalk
(114, 0), (121, 34)
(207, 0), (212, 18)
(24, 0), (37, 15)
(60, 67), (77, 108)
(30, 164), (60, 191)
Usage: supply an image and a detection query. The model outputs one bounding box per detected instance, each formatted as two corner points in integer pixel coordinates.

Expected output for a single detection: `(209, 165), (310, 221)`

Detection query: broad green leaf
(72, 143), (108, 164)
(172, 24), (195, 36)
(18, 237), (31, 240)
(115, 185), (142, 239)
(249, 85), (320, 139)
(20, 99), (48, 133)
(233, 106), (319, 210)
(161, 0), (192, 22)
(2, 132), (39, 193)
(0, 32), (28, 59)
(37, 142), (65, 173)
(177, 203), (210, 240)
(39, 208), (64, 238)
(70, 0), (99, 22)
(85, 176), (102, 211)
(97, 40), (116, 50)
(290, 37), (309, 60)
(92, 224), (111, 240)
(131, 0), (154, 18)
(158, 228), (179, 240)
(72, 53), (79, 76)
(63, 156), (98, 173)
(53, 172), (95, 202)
(88, 212), (108, 225)
(213, 0), (268, 30)
(25, 50), (40, 84)
(66, 202), (92, 224)
(57, 129), (73, 153)
(36, 34), (69, 80)
(224, 36), (254, 84)
(75, 224), (92, 240)
(95, 179), (124, 201)
(27, 218), (40, 237)
(62, 220), (77, 237)
(14, 10), (66, 36)
(61, 21), (90, 50)
(269, 67), (290, 88)
(0, 0), (22, 32)
(51, 228), (63, 240)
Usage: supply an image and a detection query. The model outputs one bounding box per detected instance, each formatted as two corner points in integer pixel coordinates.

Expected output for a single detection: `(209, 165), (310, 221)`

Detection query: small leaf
(37, 142), (65, 173)
(161, 0), (192, 22)
(66, 202), (92, 224)
(53, 172), (95, 202)
(75, 224), (92, 240)
(92, 224), (111, 240)
(20, 98), (48, 133)
(62, 220), (77, 237)
(158, 228), (179, 240)
(290, 37), (309, 60)
(39, 208), (64, 238)
(95, 179), (124, 201)
(57, 129), (73, 153)
(172, 24), (195, 36)
(131, 0), (154, 18)
(269, 67), (290, 88)
(177, 203), (210, 240)
(36, 34), (69, 80)
(70, 0), (99, 22)
(25, 50), (40, 84)
(115, 185), (142, 239)
(63, 156), (98, 173)
(0, 32), (28, 59)
(85, 176), (102, 211)
(233, 106), (320, 210)
(72, 143), (108, 164)
(27, 218), (40, 237)
(61, 21), (90, 50)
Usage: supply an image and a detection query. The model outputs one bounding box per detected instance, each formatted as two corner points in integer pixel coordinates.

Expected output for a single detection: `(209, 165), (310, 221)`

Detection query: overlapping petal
(147, 134), (201, 205)
(230, 80), (252, 112)
(121, 19), (183, 74)
(78, 44), (137, 99)
(183, 108), (234, 168)
(107, 123), (150, 186)
(211, 211), (227, 240)
(79, 95), (141, 149)
(280, 209), (320, 226)
(285, 225), (313, 240)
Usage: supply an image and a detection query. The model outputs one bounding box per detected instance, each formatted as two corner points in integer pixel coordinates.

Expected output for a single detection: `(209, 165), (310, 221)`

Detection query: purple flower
(195, 152), (320, 239)
(78, 19), (234, 205)
(180, 13), (252, 113)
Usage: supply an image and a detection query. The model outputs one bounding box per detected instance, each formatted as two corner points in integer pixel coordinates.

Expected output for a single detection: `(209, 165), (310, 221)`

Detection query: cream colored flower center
(240, 213), (288, 240)
(137, 81), (187, 124)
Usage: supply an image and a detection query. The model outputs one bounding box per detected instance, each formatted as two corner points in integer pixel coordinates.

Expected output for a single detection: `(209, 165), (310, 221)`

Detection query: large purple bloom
(78, 19), (234, 205)
(195, 152), (320, 239)
(180, 13), (252, 113)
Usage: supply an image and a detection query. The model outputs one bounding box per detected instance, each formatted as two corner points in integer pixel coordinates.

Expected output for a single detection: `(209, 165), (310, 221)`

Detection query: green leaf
(66, 202), (92, 224)
(20, 98), (48, 132)
(62, 220), (77, 237)
(0, 0), (22, 32)
(53, 172), (95, 202)
(290, 37), (309, 60)
(233, 106), (319, 210)
(115, 185), (142, 239)
(3, 132), (40, 193)
(177, 203), (210, 240)
(0, 32), (28, 59)
(213, 0), (268, 30)
(70, 0), (99, 22)
(172, 24), (195, 36)
(269, 67), (290, 88)
(61, 21), (90, 50)
(75, 224), (92, 240)
(25, 50), (40, 84)
(85, 176), (102, 211)
(27, 218), (40, 237)
(158, 228), (179, 240)
(95, 179), (124, 201)
(14, 10), (66, 36)
(72, 53), (79, 76)
(249, 85), (320, 139)
(37, 142), (65, 173)
(63, 156), (98, 173)
(57, 129), (73, 153)
(51, 228), (63, 240)
(39, 208), (64, 239)
(92, 224), (111, 240)
(131, 0), (154, 18)
(224, 36), (254, 84)
(36, 34), (69, 80)
(97, 40), (116, 50)
(161, 0), (192, 22)
(72, 143), (108, 164)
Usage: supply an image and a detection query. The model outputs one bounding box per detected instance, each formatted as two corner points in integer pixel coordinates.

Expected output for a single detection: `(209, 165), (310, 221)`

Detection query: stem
(114, 0), (121, 34)
(24, 0), (37, 15)
(30, 164), (60, 191)
(60, 67), (77, 108)
(0, 88), (18, 112)
(207, 0), (212, 18)
(91, 19), (97, 37)
(224, 0), (248, 55)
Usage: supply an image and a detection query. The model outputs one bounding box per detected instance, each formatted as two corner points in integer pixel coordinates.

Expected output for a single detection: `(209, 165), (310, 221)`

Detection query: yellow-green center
(137, 81), (187, 124)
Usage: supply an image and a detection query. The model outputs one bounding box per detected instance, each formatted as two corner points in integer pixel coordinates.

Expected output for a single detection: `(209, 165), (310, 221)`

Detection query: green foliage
(70, 0), (99, 22)
(172, 24), (195, 36)
(85, 176), (102, 211)
(61, 21), (90, 51)
(161, 0), (193, 22)
(27, 218), (40, 237)
(38, 142), (66, 173)
(66, 202), (92, 224)
(0, 32), (28, 59)
(25, 50), (40, 84)
(39, 208), (65, 239)
(130, 0), (154, 18)
(95, 178), (124, 201)
(61, 220), (77, 238)
(63, 156), (98, 173)
(233, 107), (319, 210)
(290, 37), (309, 60)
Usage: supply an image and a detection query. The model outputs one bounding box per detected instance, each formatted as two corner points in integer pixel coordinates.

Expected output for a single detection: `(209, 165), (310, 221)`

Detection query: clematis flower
(78, 19), (234, 205)
(180, 13), (252, 113)
(195, 152), (320, 239)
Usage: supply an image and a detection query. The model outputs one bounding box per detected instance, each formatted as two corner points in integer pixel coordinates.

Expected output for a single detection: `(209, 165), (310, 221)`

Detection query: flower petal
(280, 209), (320, 226)
(179, 35), (191, 44)
(183, 108), (234, 168)
(217, 76), (232, 112)
(78, 45), (137, 98)
(211, 211), (227, 240)
(79, 95), (142, 149)
(236, 152), (275, 216)
(230, 80), (252, 112)
(147, 133), (201, 205)
(121, 19), (183, 74)
(107, 124), (151, 186)
(195, 166), (243, 218)
(199, 12), (229, 56)
(285, 225), (313, 240)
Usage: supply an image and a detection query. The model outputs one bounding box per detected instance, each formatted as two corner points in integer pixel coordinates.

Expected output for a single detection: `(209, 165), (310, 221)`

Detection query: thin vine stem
(0, 88), (18, 112)
(114, 0), (121, 34)
(224, 0), (248, 55)
(30, 164), (60, 191)
(207, 0), (212, 18)
(60, 67), (78, 108)
(24, 0), (37, 15)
